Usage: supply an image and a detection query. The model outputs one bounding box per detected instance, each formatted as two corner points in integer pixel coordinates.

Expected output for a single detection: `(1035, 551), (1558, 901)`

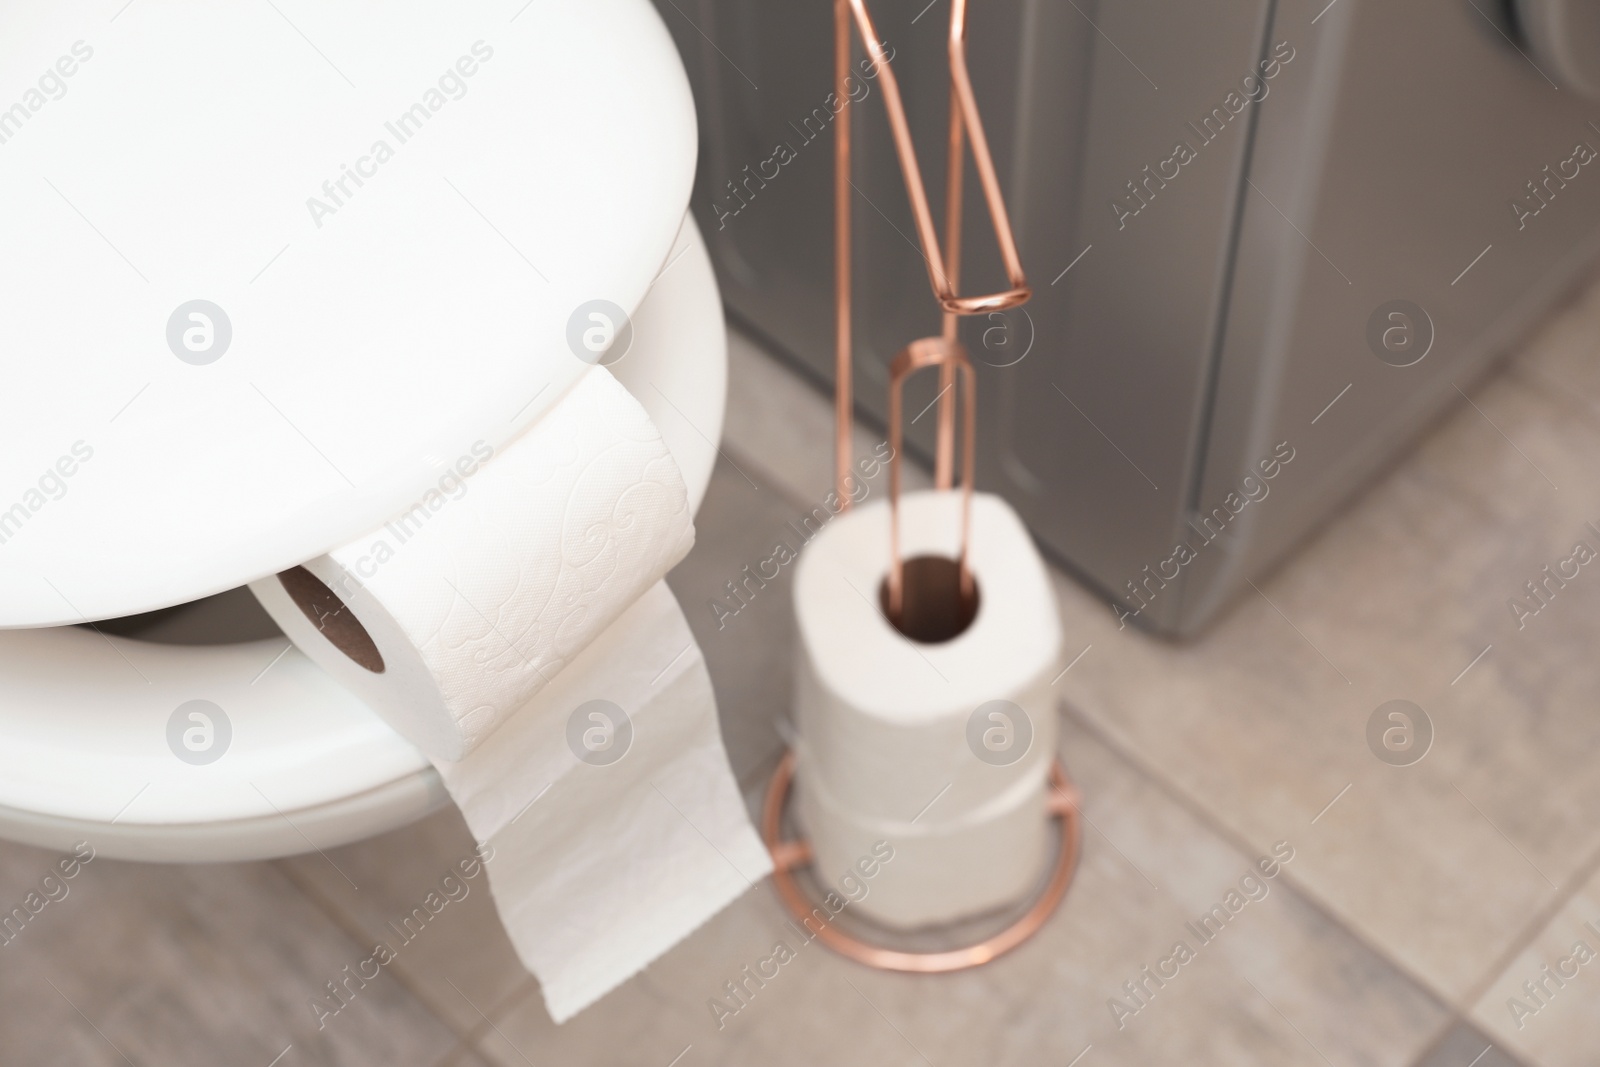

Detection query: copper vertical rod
(933, 73), (966, 491)
(835, 0), (1030, 508)
(886, 338), (977, 620)
(960, 346), (976, 603)
(888, 367), (903, 611)
(947, 0), (1025, 299)
(841, 0), (1029, 315)
(834, 0), (854, 510)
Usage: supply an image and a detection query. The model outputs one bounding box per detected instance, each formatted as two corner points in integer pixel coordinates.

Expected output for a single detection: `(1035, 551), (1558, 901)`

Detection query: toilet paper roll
(791, 492), (1062, 822)
(793, 740), (1052, 929)
(252, 367), (769, 1021)
(793, 645), (1056, 824)
(250, 365), (696, 762)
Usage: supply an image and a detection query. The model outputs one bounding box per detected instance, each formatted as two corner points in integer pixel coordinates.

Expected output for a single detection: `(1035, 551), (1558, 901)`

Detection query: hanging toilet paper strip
(449, 580), (772, 1023)
(251, 366), (770, 1021)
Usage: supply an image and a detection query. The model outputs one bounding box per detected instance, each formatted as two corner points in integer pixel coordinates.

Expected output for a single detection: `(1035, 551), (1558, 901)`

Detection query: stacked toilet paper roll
(251, 366), (771, 1023)
(791, 490), (1062, 929)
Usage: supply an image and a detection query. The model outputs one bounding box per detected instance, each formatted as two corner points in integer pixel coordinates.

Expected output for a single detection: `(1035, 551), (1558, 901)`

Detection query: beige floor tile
(1468, 865), (1600, 1067)
(723, 327), (931, 507)
(1048, 371), (1600, 1006)
(0, 839), (457, 1067)
(1054, 712), (1449, 1067)
(278, 806), (531, 1040)
(1408, 368), (1600, 532)
(436, 1046), (498, 1067)
(1510, 275), (1600, 409)
(469, 715), (1445, 1067)
(1413, 1022), (1528, 1067)
(666, 459), (812, 790)
(1046, 460), (1600, 1004)
(722, 329), (846, 506)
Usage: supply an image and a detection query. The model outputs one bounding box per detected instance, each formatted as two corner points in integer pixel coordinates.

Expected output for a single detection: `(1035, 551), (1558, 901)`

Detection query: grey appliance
(653, 0), (1600, 634)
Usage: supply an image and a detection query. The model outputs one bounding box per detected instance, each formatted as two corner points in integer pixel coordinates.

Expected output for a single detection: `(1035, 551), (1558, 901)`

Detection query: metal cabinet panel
(655, 0), (1600, 636)
(1183, 0), (1600, 634)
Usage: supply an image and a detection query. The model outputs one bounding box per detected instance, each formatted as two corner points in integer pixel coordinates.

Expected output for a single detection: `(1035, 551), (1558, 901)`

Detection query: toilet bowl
(0, 0), (716, 860)
(0, 217), (725, 863)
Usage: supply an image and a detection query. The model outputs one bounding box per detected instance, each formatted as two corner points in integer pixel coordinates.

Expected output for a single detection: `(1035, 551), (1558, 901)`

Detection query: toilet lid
(0, 0), (695, 626)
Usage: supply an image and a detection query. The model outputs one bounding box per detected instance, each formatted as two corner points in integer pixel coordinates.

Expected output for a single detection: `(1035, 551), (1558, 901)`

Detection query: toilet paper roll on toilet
(794, 740), (1052, 929)
(449, 580), (773, 1023)
(790, 490), (1063, 925)
(250, 365), (696, 763)
(252, 365), (771, 1022)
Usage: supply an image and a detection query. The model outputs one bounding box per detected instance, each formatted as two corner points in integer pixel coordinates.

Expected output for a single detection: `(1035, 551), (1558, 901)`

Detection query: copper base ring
(761, 749), (1081, 973)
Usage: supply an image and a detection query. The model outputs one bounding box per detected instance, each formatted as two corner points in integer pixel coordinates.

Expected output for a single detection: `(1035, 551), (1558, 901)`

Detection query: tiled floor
(9, 284), (1600, 1063)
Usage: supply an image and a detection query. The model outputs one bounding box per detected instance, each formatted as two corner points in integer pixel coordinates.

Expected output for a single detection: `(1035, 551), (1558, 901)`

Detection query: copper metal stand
(762, 750), (1082, 973)
(833, 0), (1031, 511)
(788, 0), (1073, 972)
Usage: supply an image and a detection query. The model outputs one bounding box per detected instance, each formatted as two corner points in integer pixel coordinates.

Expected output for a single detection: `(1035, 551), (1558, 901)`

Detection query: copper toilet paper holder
(762, 0), (1081, 973)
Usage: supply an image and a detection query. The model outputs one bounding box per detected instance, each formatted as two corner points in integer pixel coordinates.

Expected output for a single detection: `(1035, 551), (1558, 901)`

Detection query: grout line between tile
(1403, 1016), (1476, 1067)
(430, 1040), (483, 1067)
(272, 857), (483, 1047)
(1508, 358), (1600, 440)
(1056, 697), (1460, 1021)
(1455, 830), (1600, 1016)
(459, 976), (541, 1064)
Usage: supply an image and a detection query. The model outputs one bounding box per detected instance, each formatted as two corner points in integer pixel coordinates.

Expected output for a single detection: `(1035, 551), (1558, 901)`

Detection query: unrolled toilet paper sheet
(454, 580), (772, 1022)
(251, 366), (768, 1022)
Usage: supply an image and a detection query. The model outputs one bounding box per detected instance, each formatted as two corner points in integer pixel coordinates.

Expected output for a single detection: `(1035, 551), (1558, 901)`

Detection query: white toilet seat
(0, 219), (726, 862)
(0, 0), (697, 627)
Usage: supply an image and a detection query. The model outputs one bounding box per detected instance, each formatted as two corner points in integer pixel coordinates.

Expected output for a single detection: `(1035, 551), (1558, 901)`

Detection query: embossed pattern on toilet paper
(437, 581), (774, 1022)
(254, 370), (767, 1023)
(790, 491), (1063, 926)
(792, 492), (1061, 816)
(335, 368), (694, 753)
(252, 366), (697, 762)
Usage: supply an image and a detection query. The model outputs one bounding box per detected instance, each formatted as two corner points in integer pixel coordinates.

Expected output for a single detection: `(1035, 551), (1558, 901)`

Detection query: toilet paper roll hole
(879, 555), (980, 644)
(278, 566), (386, 673)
